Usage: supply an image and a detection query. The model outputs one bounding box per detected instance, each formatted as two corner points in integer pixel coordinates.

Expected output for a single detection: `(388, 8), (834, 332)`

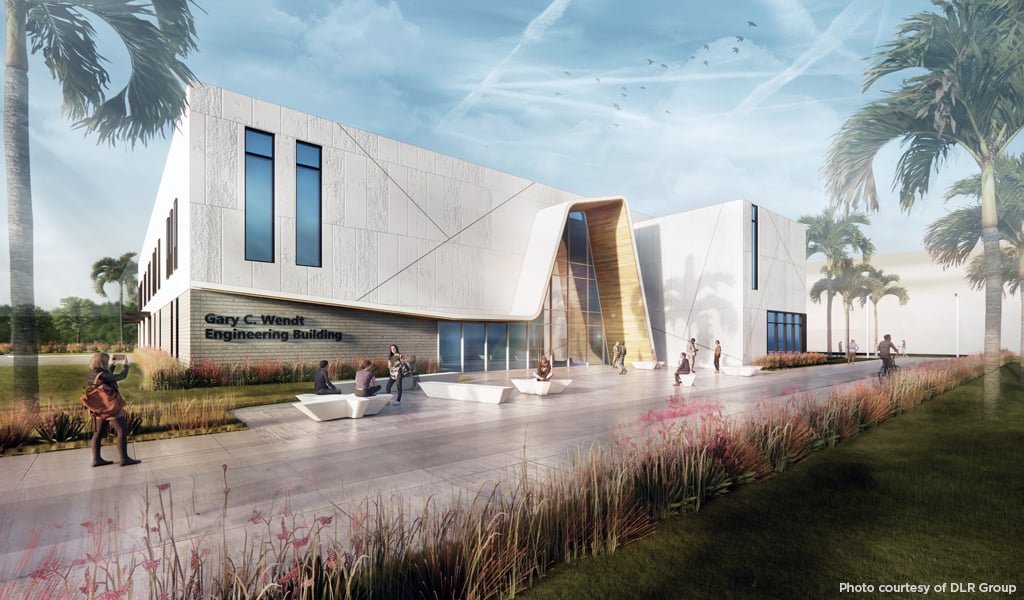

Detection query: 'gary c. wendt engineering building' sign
(204, 313), (344, 343)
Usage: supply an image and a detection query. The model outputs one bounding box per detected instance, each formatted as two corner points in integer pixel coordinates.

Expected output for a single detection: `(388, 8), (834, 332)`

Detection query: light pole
(954, 292), (960, 358)
(866, 293), (871, 358)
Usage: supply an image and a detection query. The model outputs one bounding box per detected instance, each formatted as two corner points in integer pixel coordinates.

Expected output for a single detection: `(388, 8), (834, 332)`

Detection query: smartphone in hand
(112, 354), (127, 363)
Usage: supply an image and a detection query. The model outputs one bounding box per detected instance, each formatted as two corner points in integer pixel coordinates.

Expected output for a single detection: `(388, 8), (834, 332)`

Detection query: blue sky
(1, 0), (1011, 309)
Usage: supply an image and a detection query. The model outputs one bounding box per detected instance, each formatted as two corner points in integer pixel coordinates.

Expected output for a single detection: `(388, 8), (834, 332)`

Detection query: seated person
(673, 353), (691, 386)
(354, 359), (381, 397)
(534, 355), (553, 381)
(313, 360), (341, 394)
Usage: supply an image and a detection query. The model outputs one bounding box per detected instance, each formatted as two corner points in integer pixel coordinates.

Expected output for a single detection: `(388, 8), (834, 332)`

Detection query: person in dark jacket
(313, 360), (341, 394)
(87, 352), (140, 467)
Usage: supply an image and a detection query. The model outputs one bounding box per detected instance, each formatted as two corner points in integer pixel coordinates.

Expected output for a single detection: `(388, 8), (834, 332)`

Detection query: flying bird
(732, 47), (739, 54)
(736, 36), (744, 42)
(748, 20), (757, 27)
(613, 123), (620, 127)
(647, 58), (655, 64)
(640, 86), (646, 91)
(613, 103), (621, 110)
(564, 71), (571, 76)
(703, 60), (709, 67)
(554, 91), (563, 95)
(595, 77), (601, 83)
(690, 55), (696, 59)
(621, 86), (627, 91)
(621, 92), (627, 97)
(703, 44), (710, 51)
(660, 63), (668, 68)
(665, 110), (671, 115)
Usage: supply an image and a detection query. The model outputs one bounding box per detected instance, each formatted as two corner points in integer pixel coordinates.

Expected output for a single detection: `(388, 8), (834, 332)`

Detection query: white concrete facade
(137, 82), (807, 370)
(635, 200), (807, 367)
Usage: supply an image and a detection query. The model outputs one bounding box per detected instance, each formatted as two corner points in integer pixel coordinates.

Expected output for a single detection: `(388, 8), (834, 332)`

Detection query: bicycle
(877, 358), (899, 383)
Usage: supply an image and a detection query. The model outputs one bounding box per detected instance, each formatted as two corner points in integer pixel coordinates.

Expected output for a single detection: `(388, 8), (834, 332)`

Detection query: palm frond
(26, 0), (200, 147)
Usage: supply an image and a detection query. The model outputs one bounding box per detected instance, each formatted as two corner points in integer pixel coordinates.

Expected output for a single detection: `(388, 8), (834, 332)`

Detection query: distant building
(137, 82), (806, 372)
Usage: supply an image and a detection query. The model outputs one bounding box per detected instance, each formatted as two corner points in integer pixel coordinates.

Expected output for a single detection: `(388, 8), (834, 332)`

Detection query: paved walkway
(0, 358), (933, 586)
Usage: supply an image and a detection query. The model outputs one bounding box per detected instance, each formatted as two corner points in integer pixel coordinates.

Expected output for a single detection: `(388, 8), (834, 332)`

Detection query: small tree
(91, 252), (138, 345)
(53, 296), (98, 344)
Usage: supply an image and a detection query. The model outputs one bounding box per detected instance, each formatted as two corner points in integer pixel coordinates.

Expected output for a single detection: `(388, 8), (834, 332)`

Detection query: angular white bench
(510, 379), (572, 396)
(631, 361), (665, 370)
(418, 381), (514, 404)
(673, 373), (696, 387)
(292, 393), (393, 421)
(721, 366), (763, 377)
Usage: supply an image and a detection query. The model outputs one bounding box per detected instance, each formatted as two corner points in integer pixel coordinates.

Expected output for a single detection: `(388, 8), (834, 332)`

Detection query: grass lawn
(1, 363), (309, 454)
(519, 365), (1024, 599)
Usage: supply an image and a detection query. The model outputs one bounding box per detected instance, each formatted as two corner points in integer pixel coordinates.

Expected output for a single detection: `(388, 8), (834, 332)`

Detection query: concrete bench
(673, 373), (696, 387)
(631, 361), (666, 370)
(418, 381), (514, 404)
(721, 365), (763, 377)
(510, 379), (573, 395)
(292, 393), (393, 421)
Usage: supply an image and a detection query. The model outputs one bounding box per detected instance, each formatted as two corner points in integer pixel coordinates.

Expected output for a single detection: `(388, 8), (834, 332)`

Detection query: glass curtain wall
(437, 211), (608, 372)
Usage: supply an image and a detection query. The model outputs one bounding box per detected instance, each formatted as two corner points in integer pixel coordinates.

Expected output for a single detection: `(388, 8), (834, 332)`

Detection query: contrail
(734, 0), (878, 115)
(439, 0), (572, 128)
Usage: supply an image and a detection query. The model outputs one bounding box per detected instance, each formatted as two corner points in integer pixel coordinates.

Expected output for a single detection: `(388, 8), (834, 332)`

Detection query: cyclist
(877, 333), (899, 378)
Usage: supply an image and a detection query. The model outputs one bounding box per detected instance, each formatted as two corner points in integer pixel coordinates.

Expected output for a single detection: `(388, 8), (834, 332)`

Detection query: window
(767, 310), (806, 353)
(245, 129), (275, 262)
(295, 142), (322, 267)
(751, 204), (759, 290)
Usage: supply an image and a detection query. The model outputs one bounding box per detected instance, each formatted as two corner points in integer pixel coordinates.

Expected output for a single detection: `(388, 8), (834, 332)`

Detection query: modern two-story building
(137, 82), (806, 373)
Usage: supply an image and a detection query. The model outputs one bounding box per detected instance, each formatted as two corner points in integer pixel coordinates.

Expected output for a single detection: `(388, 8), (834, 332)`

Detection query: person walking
(313, 360), (341, 394)
(611, 341), (622, 371)
(386, 344), (407, 404)
(618, 341), (628, 374)
(86, 352), (140, 467)
(838, 340), (844, 358)
(714, 340), (722, 373)
(687, 338), (698, 371)
(900, 339), (907, 357)
(847, 339), (858, 364)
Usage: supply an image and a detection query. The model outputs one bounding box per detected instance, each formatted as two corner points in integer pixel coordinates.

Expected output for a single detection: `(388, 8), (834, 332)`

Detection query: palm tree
(823, 0), (1024, 408)
(811, 259), (870, 359)
(91, 252), (138, 345)
(5, 0), (199, 406)
(799, 206), (875, 356)
(924, 153), (1024, 379)
(859, 265), (910, 351)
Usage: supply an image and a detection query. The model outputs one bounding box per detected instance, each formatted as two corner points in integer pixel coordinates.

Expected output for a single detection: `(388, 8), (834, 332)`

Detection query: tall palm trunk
(825, 289), (834, 355)
(5, 0), (38, 408)
(980, 162), (1001, 415)
(117, 282), (125, 345)
(843, 299), (851, 359)
(872, 300), (879, 353)
(1019, 226), (1024, 384)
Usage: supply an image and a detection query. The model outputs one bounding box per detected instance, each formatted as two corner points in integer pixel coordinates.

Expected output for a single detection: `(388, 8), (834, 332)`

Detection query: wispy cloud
(438, 0), (572, 129)
(733, 0), (879, 115)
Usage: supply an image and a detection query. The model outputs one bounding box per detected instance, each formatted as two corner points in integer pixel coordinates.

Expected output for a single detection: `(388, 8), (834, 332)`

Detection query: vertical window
(165, 215), (172, 275)
(439, 321), (462, 372)
(751, 204), (759, 290)
(245, 128), (275, 262)
(295, 142), (322, 267)
(172, 198), (179, 272)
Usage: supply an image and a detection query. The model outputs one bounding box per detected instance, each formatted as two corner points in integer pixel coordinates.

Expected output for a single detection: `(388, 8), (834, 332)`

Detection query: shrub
(0, 407), (40, 453)
(753, 352), (828, 369)
(35, 408), (86, 443)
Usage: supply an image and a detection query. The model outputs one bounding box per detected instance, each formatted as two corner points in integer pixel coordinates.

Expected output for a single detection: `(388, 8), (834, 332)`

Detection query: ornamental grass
(1, 355), (997, 598)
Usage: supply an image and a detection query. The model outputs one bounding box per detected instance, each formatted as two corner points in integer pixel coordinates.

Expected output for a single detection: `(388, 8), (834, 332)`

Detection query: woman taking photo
(87, 352), (141, 467)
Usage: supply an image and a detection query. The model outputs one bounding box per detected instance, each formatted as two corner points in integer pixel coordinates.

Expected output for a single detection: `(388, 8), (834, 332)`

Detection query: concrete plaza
(0, 357), (932, 586)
